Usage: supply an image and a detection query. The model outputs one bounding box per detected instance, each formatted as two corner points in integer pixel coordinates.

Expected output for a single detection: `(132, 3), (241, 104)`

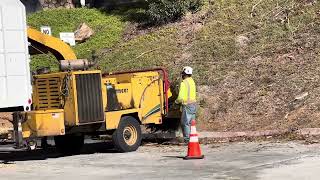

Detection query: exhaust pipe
(59, 59), (95, 71)
(59, 51), (98, 71)
(60, 58), (99, 71)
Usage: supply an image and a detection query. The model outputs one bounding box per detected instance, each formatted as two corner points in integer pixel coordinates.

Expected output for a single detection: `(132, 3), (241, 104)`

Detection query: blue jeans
(181, 104), (197, 142)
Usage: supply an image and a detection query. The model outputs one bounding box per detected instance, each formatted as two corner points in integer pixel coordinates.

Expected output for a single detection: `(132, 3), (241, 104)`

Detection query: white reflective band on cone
(191, 126), (197, 134)
(190, 136), (199, 142)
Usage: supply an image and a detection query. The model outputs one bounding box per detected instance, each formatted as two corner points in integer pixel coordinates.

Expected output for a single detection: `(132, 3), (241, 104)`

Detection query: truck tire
(112, 116), (142, 153)
(54, 134), (84, 155)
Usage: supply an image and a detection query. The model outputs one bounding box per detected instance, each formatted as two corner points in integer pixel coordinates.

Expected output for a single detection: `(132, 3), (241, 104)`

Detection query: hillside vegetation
(27, 0), (320, 131)
(27, 8), (126, 71)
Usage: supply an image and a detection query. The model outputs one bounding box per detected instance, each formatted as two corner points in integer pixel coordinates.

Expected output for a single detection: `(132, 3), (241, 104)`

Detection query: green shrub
(27, 8), (125, 71)
(146, 0), (203, 25)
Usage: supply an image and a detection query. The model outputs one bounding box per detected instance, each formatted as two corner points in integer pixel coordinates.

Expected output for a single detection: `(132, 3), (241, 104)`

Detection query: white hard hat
(183, 66), (193, 75)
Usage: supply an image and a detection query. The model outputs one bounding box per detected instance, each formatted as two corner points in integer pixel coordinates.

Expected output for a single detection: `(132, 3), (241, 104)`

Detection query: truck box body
(0, 0), (32, 110)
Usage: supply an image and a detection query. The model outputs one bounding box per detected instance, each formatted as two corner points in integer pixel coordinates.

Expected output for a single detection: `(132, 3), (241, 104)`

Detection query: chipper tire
(112, 116), (142, 153)
(54, 134), (84, 155)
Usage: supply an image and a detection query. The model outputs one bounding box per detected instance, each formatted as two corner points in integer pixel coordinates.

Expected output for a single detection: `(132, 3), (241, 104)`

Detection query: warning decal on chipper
(116, 89), (129, 94)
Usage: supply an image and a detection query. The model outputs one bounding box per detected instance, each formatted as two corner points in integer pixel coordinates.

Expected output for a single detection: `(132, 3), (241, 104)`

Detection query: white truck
(0, 0), (32, 112)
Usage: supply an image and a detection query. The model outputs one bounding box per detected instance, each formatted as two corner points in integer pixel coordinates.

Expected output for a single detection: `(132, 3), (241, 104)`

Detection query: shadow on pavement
(162, 155), (186, 159)
(0, 141), (117, 163)
(0, 137), (176, 163)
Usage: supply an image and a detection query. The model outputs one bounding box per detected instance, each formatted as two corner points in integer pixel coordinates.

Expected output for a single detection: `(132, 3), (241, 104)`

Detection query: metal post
(80, 0), (86, 7)
(13, 112), (24, 149)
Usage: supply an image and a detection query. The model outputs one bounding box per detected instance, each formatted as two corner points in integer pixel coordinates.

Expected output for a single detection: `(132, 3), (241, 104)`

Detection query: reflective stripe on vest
(183, 80), (190, 104)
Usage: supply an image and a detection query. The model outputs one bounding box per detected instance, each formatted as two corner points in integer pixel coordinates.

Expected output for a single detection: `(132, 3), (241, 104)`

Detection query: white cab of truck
(0, 0), (32, 111)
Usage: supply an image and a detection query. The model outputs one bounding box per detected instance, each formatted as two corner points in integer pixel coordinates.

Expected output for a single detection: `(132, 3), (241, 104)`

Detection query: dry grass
(195, 0), (320, 131)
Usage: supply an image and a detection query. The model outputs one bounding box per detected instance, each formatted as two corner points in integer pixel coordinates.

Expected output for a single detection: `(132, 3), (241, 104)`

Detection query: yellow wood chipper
(2, 0), (180, 153)
(13, 66), (180, 153)
(12, 28), (180, 154)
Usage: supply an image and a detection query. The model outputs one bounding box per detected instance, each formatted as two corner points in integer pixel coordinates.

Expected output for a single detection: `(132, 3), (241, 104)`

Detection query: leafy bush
(146, 0), (203, 25)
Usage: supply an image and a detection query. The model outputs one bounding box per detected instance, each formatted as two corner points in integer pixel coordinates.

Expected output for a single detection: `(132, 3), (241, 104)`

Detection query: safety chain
(60, 72), (71, 108)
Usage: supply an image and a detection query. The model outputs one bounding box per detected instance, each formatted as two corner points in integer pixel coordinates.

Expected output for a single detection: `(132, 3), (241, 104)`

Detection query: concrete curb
(1, 128), (320, 142)
(199, 128), (320, 140)
(297, 128), (320, 136)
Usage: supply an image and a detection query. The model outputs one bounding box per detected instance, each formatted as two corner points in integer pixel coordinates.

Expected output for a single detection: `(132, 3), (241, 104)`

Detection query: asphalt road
(0, 141), (319, 180)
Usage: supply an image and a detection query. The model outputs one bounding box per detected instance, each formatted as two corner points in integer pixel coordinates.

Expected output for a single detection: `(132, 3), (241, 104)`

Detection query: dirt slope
(99, 0), (320, 132)
(194, 1), (320, 131)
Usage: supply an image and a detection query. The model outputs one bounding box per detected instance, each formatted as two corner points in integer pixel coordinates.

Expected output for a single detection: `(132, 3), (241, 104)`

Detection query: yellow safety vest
(176, 77), (196, 105)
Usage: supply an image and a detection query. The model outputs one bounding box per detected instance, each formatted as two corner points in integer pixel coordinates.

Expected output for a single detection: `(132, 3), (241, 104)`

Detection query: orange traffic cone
(184, 119), (204, 160)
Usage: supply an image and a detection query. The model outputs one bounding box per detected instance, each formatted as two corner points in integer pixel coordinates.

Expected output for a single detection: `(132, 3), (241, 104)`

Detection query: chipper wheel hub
(123, 125), (138, 146)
